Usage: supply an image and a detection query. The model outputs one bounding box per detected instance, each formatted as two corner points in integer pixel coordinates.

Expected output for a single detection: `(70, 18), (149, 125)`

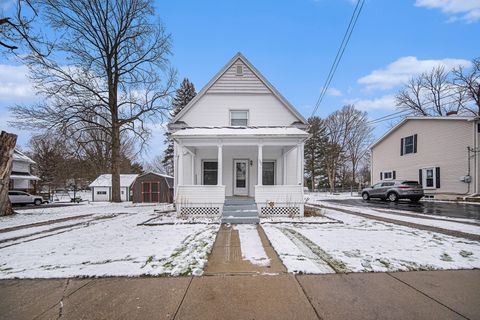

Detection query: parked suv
(8, 191), (45, 206)
(361, 180), (424, 202)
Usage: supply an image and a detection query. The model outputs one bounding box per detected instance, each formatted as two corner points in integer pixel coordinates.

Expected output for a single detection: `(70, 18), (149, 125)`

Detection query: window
(262, 161), (275, 185)
(381, 182), (395, 187)
(401, 134), (417, 155)
(230, 110), (248, 126)
(236, 65), (243, 76)
(203, 161), (218, 185)
(425, 168), (434, 188)
(97, 191), (107, 195)
(383, 171), (393, 180)
(421, 167), (440, 189)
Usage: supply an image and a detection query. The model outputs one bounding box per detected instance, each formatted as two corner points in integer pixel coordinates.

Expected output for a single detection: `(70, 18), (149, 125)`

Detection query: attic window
(236, 65), (243, 76)
(230, 110), (248, 126)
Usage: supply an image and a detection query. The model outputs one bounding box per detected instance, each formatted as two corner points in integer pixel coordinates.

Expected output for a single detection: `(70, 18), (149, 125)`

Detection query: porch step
(224, 197), (256, 206)
(221, 216), (260, 224)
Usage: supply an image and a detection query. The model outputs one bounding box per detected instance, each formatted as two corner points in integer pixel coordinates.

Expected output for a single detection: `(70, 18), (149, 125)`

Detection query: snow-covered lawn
(0, 203), (219, 279)
(305, 191), (361, 201)
(263, 209), (480, 274)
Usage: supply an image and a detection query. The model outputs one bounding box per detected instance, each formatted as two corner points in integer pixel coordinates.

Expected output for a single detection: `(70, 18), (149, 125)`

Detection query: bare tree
(396, 66), (468, 116)
(144, 155), (167, 174)
(0, 131), (17, 216)
(453, 57), (480, 115)
(10, 0), (175, 202)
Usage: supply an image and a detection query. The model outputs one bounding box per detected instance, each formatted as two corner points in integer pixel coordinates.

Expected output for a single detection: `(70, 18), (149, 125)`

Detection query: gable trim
(171, 52), (307, 125)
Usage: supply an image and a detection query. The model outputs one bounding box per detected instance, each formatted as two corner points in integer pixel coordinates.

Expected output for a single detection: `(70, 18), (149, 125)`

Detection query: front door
(233, 159), (249, 196)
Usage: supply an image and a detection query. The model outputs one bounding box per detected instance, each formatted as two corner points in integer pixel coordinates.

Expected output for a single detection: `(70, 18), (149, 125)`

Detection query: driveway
(323, 198), (480, 221)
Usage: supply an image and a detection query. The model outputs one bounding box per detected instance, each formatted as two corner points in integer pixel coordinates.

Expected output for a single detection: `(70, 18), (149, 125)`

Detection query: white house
(89, 174), (138, 202)
(168, 52), (309, 219)
(370, 116), (480, 200)
(9, 149), (40, 192)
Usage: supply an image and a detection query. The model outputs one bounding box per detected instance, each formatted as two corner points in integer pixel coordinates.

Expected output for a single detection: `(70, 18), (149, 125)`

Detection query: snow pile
(0, 203), (219, 278)
(305, 192), (361, 201)
(263, 208), (480, 274)
(234, 225), (270, 267)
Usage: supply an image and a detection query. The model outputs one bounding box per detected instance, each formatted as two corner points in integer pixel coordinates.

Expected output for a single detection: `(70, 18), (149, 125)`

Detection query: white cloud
(415, 0), (480, 23)
(326, 87), (342, 97)
(358, 56), (471, 90)
(0, 64), (37, 102)
(344, 94), (397, 111)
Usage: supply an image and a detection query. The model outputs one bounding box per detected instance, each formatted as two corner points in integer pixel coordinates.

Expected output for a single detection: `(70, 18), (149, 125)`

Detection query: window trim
(202, 160), (218, 185)
(422, 167), (437, 189)
(262, 160), (276, 186)
(229, 109), (249, 126)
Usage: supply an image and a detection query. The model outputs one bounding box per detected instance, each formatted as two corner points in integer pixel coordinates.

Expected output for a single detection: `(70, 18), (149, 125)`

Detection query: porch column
(257, 144), (263, 186)
(178, 144), (184, 185)
(296, 143), (302, 185)
(217, 145), (223, 186)
(283, 149), (287, 185)
(191, 154), (195, 185)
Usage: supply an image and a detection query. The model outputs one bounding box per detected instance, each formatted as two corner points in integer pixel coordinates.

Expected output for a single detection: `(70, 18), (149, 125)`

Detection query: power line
(311, 0), (365, 117)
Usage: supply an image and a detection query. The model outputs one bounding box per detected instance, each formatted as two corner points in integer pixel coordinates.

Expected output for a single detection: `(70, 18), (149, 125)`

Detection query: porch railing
(254, 185), (304, 216)
(175, 185), (226, 216)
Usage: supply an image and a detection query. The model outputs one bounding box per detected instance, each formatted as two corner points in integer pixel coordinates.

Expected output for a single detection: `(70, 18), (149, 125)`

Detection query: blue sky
(1, 0), (479, 160)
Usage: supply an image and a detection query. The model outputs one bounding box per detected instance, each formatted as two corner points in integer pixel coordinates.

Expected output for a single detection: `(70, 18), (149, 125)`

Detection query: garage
(131, 172), (173, 203)
(89, 174), (138, 202)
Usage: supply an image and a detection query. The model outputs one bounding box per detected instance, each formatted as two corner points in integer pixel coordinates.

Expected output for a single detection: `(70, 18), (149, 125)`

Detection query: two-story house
(9, 149), (40, 192)
(168, 53), (309, 220)
(370, 116), (480, 200)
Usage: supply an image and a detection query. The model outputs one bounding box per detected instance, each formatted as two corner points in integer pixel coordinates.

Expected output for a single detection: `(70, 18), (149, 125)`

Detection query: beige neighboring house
(370, 116), (480, 200)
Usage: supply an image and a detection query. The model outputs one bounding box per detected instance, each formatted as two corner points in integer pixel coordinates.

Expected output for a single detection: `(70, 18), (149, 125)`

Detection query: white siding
(371, 119), (477, 199)
(12, 161), (30, 173)
(93, 187), (110, 201)
(209, 59), (270, 94)
(180, 93), (298, 127)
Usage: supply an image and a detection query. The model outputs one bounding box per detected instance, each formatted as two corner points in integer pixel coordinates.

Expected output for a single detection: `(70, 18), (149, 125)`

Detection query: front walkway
(1, 270), (478, 319)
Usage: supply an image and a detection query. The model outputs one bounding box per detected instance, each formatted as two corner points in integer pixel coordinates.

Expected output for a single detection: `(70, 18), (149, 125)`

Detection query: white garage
(89, 174), (138, 202)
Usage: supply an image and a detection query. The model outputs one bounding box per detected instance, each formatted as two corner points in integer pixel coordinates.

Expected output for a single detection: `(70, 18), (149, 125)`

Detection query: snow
(0, 203), (219, 278)
(313, 201), (480, 236)
(233, 225), (270, 267)
(305, 192), (361, 201)
(263, 208), (480, 274)
(172, 127), (309, 138)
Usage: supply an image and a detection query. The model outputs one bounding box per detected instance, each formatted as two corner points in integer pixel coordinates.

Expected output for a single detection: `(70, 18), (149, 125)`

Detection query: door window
(236, 162), (247, 188)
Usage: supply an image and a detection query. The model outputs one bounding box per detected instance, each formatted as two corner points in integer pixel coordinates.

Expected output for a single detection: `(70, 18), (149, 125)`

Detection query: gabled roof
(171, 52), (307, 125)
(135, 171), (174, 188)
(13, 149), (36, 164)
(89, 174), (138, 188)
(370, 116), (478, 149)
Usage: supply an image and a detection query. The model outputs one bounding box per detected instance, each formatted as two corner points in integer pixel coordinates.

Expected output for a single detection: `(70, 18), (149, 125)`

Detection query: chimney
(446, 111), (458, 117)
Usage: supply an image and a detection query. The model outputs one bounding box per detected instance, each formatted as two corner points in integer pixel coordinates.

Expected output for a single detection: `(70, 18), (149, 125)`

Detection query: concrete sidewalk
(1, 270), (479, 320)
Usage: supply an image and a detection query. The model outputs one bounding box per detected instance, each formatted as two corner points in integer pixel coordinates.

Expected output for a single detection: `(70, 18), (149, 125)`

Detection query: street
(323, 198), (480, 221)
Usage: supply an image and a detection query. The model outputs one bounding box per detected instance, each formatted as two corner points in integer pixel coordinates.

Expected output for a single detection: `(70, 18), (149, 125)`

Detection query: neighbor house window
(420, 167), (441, 189)
(236, 65), (243, 76)
(380, 170), (395, 180)
(203, 161), (218, 185)
(262, 161), (275, 185)
(230, 110), (248, 126)
(401, 134), (417, 155)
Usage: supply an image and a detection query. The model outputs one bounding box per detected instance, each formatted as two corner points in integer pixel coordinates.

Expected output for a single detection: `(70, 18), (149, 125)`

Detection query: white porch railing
(175, 185), (226, 216)
(255, 185), (304, 217)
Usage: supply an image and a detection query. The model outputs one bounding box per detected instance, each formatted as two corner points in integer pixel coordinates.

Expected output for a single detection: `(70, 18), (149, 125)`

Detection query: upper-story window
(401, 134), (417, 156)
(230, 110), (248, 126)
(236, 65), (243, 76)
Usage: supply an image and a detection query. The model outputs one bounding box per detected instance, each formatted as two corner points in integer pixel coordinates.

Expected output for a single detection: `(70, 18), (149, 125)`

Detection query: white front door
(233, 159), (249, 196)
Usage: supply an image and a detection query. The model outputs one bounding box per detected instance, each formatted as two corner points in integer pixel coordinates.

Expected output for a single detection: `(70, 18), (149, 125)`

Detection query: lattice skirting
(260, 206), (301, 217)
(179, 206), (221, 216)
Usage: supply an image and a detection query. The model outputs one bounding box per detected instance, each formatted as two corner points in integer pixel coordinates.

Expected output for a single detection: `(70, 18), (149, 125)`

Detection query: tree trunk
(111, 123), (121, 202)
(0, 131), (17, 216)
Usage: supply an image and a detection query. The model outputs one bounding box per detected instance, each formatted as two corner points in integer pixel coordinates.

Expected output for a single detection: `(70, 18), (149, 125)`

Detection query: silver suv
(361, 180), (424, 202)
(8, 190), (44, 206)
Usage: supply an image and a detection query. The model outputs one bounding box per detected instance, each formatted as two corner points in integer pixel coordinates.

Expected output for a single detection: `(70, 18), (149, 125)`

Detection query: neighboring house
(370, 116), (480, 200)
(89, 174), (138, 201)
(168, 52), (309, 217)
(131, 172), (174, 203)
(9, 149), (40, 192)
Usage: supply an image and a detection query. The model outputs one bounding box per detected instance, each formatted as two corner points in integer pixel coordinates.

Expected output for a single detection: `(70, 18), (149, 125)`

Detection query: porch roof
(171, 126), (309, 139)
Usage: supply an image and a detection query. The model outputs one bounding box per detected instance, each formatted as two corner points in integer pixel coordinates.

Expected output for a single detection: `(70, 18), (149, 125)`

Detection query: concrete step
(221, 216), (260, 224)
(223, 204), (258, 212)
(224, 198), (255, 206)
(222, 210), (258, 218)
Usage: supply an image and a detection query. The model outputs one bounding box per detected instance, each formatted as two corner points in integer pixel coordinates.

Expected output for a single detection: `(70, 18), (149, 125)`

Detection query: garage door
(94, 188), (110, 201)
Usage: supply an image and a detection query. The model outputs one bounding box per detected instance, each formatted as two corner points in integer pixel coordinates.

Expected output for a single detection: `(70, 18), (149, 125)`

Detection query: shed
(89, 174), (138, 201)
(131, 172), (174, 203)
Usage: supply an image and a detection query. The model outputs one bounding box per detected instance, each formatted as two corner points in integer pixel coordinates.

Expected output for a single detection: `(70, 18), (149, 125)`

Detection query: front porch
(172, 128), (308, 218)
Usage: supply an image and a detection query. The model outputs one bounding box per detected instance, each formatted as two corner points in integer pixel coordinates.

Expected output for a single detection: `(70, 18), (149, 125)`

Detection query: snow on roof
(89, 174), (138, 188)
(370, 116), (479, 149)
(172, 126), (309, 138)
(9, 174), (40, 181)
(13, 149), (36, 164)
(137, 171), (173, 179)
